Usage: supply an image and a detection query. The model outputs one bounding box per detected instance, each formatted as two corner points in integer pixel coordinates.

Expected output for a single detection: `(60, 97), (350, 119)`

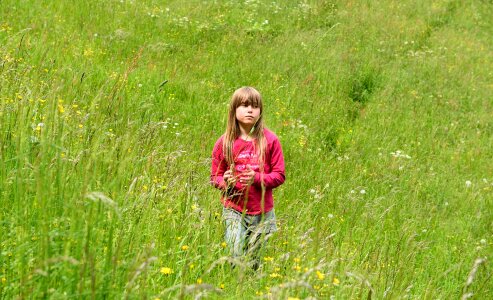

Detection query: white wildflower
(391, 150), (411, 159)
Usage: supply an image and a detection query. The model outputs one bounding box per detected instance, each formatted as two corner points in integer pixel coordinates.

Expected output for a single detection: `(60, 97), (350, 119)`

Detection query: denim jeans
(222, 207), (278, 267)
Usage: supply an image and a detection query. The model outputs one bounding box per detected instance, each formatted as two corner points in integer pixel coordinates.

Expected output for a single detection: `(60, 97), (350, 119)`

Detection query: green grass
(1, 0), (492, 298)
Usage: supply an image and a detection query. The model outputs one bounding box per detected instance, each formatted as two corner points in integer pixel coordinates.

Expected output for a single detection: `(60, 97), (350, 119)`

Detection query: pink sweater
(211, 129), (285, 215)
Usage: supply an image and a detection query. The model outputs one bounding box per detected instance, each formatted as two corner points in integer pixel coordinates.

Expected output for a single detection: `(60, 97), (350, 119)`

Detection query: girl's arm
(210, 139), (228, 190)
(252, 137), (285, 189)
(210, 139), (244, 191)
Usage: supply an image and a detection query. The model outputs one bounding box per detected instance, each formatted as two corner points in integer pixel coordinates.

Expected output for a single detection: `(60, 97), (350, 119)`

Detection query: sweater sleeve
(211, 138), (228, 190)
(252, 136), (285, 189)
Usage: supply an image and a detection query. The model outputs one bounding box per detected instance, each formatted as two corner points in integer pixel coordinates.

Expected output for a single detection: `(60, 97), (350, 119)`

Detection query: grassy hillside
(1, 0), (492, 298)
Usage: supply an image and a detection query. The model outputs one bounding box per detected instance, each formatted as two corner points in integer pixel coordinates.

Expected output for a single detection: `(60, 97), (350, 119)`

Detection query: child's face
(235, 103), (261, 128)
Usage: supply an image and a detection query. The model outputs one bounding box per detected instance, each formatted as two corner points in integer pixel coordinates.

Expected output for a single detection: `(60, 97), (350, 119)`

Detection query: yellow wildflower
(219, 283), (225, 289)
(196, 278), (202, 284)
(333, 277), (340, 286)
(316, 270), (325, 280)
(83, 48), (94, 57)
(263, 256), (274, 262)
(298, 135), (306, 147)
(221, 242), (227, 248)
(160, 267), (173, 275)
(181, 245), (189, 251)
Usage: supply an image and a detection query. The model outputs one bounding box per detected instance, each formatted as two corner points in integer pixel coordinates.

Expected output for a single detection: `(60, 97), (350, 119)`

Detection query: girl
(211, 87), (285, 268)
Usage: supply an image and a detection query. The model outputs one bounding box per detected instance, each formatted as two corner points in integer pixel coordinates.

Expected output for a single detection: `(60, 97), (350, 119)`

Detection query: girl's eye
(239, 103), (258, 108)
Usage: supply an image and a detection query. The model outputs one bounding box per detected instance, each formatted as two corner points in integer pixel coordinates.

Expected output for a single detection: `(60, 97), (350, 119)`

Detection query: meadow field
(1, 0), (492, 298)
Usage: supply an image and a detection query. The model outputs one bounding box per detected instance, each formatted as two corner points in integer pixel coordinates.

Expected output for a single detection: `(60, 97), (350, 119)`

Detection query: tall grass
(1, 0), (492, 298)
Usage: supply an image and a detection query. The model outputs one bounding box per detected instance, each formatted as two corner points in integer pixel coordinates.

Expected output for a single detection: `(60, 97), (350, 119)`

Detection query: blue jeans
(223, 207), (278, 266)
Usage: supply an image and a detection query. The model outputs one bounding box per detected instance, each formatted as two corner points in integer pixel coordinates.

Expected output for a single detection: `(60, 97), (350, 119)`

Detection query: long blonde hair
(223, 87), (266, 168)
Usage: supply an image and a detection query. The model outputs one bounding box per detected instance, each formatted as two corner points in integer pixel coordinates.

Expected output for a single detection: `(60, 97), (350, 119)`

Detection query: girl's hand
(223, 170), (237, 186)
(239, 165), (255, 186)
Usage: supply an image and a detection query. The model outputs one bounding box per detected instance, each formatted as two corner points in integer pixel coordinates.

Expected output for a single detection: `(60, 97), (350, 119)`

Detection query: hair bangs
(239, 97), (261, 108)
(232, 87), (263, 110)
